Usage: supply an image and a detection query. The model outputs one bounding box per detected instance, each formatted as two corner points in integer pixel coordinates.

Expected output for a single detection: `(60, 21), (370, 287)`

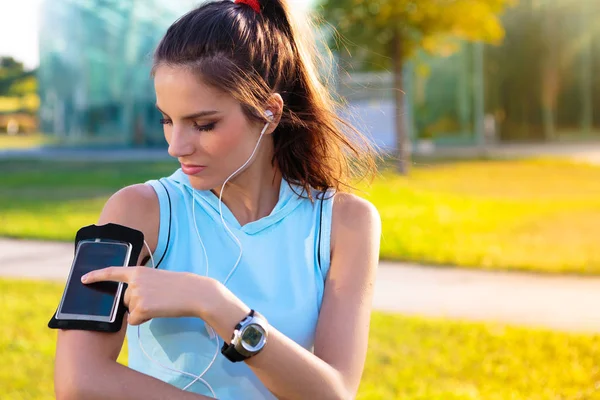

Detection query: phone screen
(59, 241), (130, 317)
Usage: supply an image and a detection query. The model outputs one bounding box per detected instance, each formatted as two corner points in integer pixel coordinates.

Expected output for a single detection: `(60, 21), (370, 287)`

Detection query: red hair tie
(235, 0), (261, 13)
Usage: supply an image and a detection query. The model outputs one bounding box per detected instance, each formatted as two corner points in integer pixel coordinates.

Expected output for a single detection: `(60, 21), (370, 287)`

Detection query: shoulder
(331, 192), (380, 232)
(99, 184), (159, 225)
(98, 184), (160, 260)
(330, 192), (381, 253)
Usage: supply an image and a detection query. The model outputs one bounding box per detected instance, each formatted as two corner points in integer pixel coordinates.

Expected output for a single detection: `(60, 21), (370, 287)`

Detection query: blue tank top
(126, 169), (334, 399)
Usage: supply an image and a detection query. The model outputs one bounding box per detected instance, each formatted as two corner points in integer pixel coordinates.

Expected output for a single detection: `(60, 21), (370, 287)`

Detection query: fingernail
(81, 274), (88, 283)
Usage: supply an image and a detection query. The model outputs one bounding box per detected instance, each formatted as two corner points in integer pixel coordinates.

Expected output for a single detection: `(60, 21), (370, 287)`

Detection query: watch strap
(221, 341), (248, 362)
(221, 309), (257, 363)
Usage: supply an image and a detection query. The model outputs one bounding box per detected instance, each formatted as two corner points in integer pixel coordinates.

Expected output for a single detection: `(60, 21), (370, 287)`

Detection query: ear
(263, 93), (284, 135)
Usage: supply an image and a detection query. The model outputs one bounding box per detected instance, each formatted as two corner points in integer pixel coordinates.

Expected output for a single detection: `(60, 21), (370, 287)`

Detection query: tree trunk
(580, 0), (592, 137)
(392, 28), (410, 175)
(541, 2), (557, 141)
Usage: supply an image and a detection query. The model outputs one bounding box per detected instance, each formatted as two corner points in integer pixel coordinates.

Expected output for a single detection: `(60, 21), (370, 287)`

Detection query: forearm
(246, 328), (350, 400)
(56, 360), (213, 400)
(202, 290), (350, 400)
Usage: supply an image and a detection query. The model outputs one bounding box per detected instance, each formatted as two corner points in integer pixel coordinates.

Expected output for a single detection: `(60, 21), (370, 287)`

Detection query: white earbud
(138, 108), (275, 396)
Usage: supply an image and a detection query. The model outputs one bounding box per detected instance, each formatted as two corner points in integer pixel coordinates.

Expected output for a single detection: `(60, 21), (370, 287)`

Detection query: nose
(167, 127), (195, 158)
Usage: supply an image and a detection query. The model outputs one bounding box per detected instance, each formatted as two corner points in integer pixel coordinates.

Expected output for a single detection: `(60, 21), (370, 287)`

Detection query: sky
(0, 0), (313, 70)
(0, 0), (43, 69)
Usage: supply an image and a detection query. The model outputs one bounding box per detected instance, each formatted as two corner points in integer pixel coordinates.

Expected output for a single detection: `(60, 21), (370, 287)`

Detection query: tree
(0, 56), (36, 97)
(0, 56), (24, 71)
(319, 0), (514, 174)
(483, 0), (599, 141)
(0, 57), (39, 117)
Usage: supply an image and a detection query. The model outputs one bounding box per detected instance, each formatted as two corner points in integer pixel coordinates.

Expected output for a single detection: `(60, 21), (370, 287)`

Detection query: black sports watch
(221, 309), (269, 362)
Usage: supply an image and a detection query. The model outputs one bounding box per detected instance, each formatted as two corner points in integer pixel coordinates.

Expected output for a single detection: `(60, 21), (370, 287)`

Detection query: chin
(187, 176), (213, 191)
(187, 175), (221, 192)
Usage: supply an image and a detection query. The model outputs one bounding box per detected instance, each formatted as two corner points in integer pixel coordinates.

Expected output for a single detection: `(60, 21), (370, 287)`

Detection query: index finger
(81, 266), (131, 284)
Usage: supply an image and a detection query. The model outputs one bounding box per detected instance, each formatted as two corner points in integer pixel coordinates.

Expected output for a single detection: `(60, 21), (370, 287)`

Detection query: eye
(159, 118), (172, 126)
(193, 122), (216, 132)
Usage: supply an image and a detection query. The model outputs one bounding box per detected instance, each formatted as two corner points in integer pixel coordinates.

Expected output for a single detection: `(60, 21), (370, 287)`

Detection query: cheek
(205, 118), (252, 158)
(162, 126), (172, 143)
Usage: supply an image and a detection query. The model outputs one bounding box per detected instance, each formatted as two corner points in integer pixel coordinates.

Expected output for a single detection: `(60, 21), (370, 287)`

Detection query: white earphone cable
(139, 240), (218, 397)
(218, 120), (270, 285)
(136, 117), (271, 395)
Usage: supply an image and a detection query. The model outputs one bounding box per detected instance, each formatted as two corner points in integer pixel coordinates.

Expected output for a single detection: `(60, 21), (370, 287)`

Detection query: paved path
(376, 262), (600, 334)
(2, 239), (600, 334)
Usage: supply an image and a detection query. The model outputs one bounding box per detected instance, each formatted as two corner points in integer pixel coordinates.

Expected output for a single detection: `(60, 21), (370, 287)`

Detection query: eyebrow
(155, 104), (219, 120)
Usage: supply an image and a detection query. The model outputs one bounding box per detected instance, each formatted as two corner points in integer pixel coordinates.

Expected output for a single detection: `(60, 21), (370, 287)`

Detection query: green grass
(362, 313), (600, 400)
(1, 278), (599, 400)
(0, 159), (179, 241)
(1, 157), (599, 274)
(363, 158), (600, 274)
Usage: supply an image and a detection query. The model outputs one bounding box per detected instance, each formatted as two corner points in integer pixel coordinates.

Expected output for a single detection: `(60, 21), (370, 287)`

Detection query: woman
(54, 0), (381, 398)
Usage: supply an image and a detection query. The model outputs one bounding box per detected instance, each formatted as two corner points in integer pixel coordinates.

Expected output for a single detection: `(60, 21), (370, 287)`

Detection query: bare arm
(54, 184), (213, 400)
(200, 193), (381, 400)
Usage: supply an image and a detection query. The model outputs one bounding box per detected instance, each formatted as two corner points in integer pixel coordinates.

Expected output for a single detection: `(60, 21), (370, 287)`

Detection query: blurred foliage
(8, 75), (37, 98)
(0, 133), (53, 149)
(0, 94), (40, 113)
(0, 57), (36, 97)
(320, 0), (600, 143)
(484, 0), (600, 140)
(318, 0), (515, 71)
(0, 57), (39, 125)
(318, 0), (514, 173)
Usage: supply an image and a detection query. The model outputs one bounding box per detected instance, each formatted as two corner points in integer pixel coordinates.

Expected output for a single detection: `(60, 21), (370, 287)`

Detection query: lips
(180, 163), (206, 175)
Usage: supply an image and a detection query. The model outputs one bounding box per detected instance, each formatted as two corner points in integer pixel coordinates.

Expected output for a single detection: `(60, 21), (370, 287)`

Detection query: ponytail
(154, 0), (377, 197)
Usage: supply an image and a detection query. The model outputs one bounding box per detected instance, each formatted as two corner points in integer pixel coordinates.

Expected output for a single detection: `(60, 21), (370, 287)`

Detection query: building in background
(38, 0), (198, 147)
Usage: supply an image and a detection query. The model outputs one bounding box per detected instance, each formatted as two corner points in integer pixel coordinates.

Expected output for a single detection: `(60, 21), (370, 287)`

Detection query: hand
(81, 267), (216, 325)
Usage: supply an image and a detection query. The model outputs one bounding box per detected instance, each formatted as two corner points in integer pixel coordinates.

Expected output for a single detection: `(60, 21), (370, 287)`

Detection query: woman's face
(154, 65), (269, 191)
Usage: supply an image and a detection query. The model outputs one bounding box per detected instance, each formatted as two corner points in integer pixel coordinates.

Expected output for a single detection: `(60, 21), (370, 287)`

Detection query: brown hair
(153, 0), (376, 197)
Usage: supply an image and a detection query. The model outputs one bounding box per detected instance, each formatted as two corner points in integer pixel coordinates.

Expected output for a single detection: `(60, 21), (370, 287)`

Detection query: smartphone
(56, 239), (132, 323)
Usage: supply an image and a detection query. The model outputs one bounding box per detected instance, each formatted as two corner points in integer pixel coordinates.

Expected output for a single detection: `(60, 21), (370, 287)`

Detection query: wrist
(189, 274), (222, 319)
(221, 309), (270, 363)
(194, 278), (251, 339)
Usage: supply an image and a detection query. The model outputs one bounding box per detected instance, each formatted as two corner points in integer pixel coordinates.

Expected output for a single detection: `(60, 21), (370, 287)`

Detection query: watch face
(241, 324), (266, 352)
